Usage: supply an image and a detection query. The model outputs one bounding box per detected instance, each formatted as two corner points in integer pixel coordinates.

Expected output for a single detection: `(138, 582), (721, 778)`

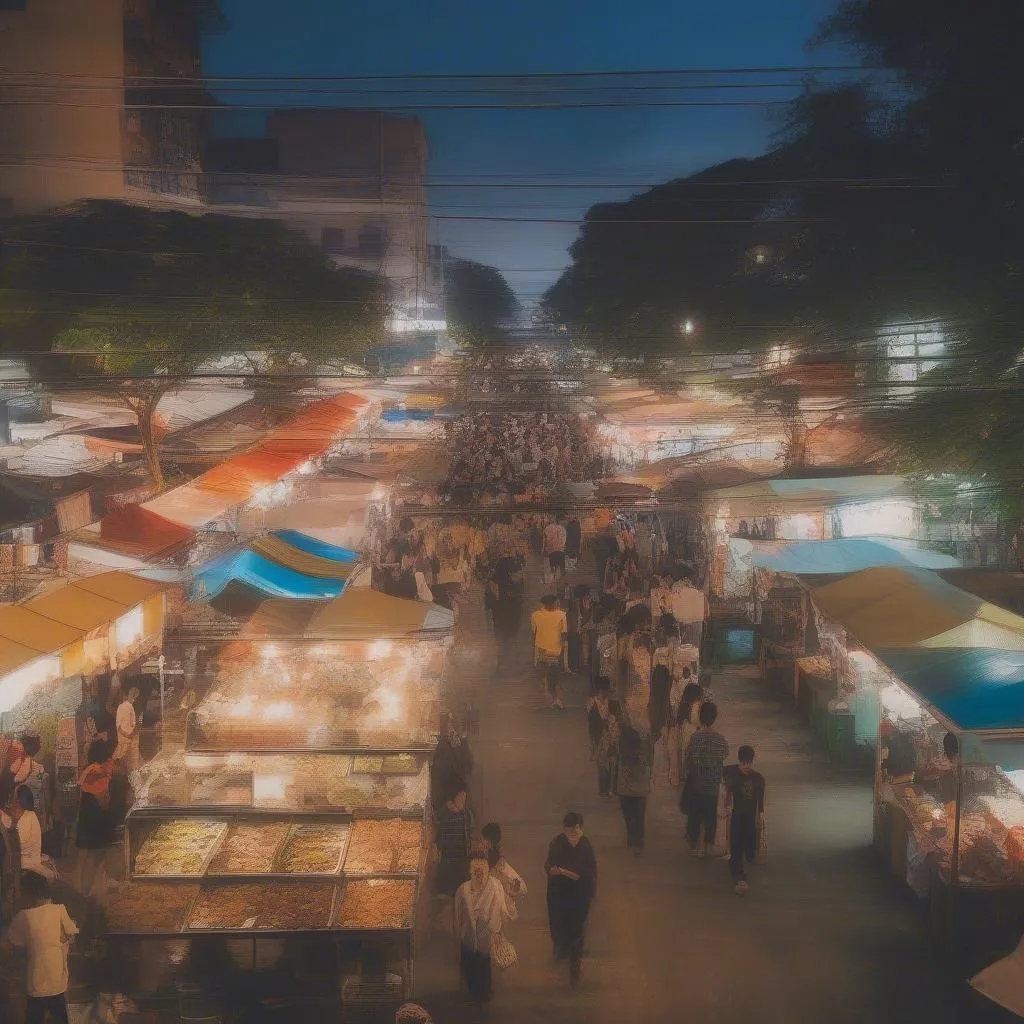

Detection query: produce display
(334, 879), (416, 930)
(207, 822), (291, 875)
(353, 756), (384, 774)
(104, 883), (200, 933)
(345, 819), (424, 874)
(187, 882), (336, 931)
(133, 819), (227, 877)
(278, 823), (350, 874)
(381, 755), (420, 776)
(190, 771), (254, 807)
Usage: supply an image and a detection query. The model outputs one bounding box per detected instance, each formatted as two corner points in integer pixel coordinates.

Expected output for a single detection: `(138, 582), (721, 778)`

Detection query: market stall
(870, 648), (1024, 964)
(109, 589), (452, 999)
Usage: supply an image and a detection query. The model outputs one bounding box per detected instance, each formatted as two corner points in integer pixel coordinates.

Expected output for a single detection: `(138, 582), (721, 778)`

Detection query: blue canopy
(752, 538), (959, 576)
(270, 530), (359, 564)
(192, 548), (344, 602)
(875, 648), (1024, 731)
(381, 408), (434, 423)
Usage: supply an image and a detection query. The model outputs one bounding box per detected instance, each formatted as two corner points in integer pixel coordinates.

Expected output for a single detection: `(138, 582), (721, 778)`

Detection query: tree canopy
(443, 257), (518, 347)
(0, 200), (388, 486)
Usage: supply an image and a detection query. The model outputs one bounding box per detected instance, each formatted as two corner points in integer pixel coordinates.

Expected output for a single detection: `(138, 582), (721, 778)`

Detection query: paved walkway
(413, 554), (1013, 1023)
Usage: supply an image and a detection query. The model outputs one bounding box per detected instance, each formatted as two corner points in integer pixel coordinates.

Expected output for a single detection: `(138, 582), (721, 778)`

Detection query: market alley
(413, 554), (1003, 1024)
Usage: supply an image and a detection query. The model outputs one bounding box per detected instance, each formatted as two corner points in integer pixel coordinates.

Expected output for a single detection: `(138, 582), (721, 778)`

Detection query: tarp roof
(812, 566), (1024, 650)
(137, 392), (370, 531)
(271, 530), (358, 563)
(0, 636), (47, 677)
(874, 648), (1024, 732)
(99, 504), (194, 559)
(753, 539), (960, 576)
(25, 585), (129, 633)
(193, 548), (345, 602)
(249, 534), (357, 582)
(240, 599), (320, 638)
(71, 571), (168, 608)
(306, 589), (454, 638)
(261, 499), (368, 531)
(706, 474), (906, 512)
(0, 604), (83, 654)
(939, 571), (1024, 618)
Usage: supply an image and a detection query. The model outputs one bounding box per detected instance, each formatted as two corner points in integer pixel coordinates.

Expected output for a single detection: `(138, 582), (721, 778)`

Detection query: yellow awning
(404, 393), (446, 410)
(249, 535), (354, 582)
(0, 636), (43, 677)
(0, 605), (84, 654)
(71, 571), (167, 609)
(306, 589), (453, 637)
(812, 566), (1024, 650)
(25, 585), (126, 634)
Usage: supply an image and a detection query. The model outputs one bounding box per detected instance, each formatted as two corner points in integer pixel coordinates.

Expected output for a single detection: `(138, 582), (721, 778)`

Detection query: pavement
(412, 553), (1017, 1024)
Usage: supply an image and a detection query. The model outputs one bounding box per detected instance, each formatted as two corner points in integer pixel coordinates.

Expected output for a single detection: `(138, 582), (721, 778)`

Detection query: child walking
(723, 745), (766, 894)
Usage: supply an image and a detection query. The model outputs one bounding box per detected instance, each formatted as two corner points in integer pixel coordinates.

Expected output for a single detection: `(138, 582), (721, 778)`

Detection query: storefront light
(0, 655), (61, 715)
(368, 640), (394, 659)
(114, 605), (145, 649)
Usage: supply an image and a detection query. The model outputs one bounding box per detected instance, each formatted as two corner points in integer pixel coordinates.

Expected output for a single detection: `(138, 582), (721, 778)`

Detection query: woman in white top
(13, 786), (54, 880)
(454, 851), (507, 1005)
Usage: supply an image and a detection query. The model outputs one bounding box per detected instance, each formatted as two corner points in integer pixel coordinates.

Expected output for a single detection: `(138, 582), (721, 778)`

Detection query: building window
(358, 227), (386, 259)
(321, 227), (346, 253)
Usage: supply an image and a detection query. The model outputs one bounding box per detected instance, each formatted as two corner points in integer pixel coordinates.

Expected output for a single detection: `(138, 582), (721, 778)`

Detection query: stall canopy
(24, 571), (168, 634)
(271, 530), (359, 564)
(874, 648), (1024, 731)
(306, 589), (454, 638)
(99, 504), (195, 559)
(248, 533), (358, 582)
(137, 392), (370, 531)
(706, 475), (907, 514)
(192, 549), (345, 602)
(812, 566), (1024, 650)
(240, 598), (320, 638)
(260, 499), (367, 532)
(381, 408), (435, 423)
(753, 539), (959, 577)
(0, 604), (86, 654)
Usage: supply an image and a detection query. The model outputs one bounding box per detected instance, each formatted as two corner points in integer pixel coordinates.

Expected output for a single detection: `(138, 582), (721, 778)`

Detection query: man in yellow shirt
(532, 595), (568, 710)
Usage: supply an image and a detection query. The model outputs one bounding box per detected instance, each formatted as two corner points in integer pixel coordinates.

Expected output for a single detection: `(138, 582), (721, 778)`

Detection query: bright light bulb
(682, 320), (695, 335)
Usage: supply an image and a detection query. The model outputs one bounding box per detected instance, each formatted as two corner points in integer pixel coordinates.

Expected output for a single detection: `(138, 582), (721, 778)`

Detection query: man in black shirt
(724, 745), (765, 895)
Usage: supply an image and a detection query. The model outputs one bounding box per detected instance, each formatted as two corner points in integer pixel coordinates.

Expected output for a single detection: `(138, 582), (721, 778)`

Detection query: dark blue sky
(205, 0), (842, 306)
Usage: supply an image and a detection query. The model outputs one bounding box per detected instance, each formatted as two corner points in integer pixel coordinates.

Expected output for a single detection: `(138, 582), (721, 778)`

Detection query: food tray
(206, 821), (292, 876)
(186, 881), (338, 931)
(344, 819), (425, 875)
(132, 819), (228, 879)
(276, 822), (350, 876)
(333, 878), (416, 931)
(104, 882), (200, 934)
(188, 770), (255, 808)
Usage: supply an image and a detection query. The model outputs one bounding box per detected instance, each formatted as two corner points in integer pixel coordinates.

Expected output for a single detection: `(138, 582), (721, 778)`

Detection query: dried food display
(345, 819), (424, 874)
(133, 819), (227, 877)
(104, 883), (199, 933)
(381, 754), (420, 776)
(190, 771), (254, 807)
(353, 756), (384, 774)
(278, 823), (350, 874)
(334, 879), (416, 930)
(187, 882), (336, 930)
(207, 821), (292, 875)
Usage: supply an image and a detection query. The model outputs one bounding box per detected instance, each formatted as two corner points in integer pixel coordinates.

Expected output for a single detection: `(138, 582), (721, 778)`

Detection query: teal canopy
(875, 648), (1024, 732)
(752, 538), (959, 576)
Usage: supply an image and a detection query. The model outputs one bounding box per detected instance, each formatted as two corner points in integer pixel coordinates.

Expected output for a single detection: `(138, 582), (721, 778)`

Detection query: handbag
(491, 931), (519, 970)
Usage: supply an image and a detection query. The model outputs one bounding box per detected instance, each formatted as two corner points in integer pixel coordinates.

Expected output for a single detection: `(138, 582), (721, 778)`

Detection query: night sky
(205, 0), (842, 307)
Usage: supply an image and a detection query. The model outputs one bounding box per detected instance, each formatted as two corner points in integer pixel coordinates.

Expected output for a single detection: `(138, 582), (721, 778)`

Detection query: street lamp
(681, 319), (696, 336)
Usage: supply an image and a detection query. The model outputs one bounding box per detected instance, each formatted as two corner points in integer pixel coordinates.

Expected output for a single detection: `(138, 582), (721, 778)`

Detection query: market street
(413, 553), (1006, 1024)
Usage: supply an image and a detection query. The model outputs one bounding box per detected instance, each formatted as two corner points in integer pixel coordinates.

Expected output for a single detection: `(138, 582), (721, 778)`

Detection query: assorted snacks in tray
(187, 882), (336, 931)
(207, 821), (292, 876)
(277, 822), (350, 875)
(133, 819), (227, 877)
(344, 819), (424, 875)
(104, 883), (200, 933)
(334, 878), (416, 930)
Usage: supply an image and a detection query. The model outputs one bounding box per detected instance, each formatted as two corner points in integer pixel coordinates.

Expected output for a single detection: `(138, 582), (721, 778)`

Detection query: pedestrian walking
(113, 687), (141, 776)
(481, 822), (527, 920)
(724, 745), (766, 894)
(532, 594), (567, 710)
(670, 678), (703, 788)
(75, 740), (114, 900)
(587, 677), (620, 797)
(0, 870), (78, 1024)
(454, 850), (506, 1004)
(683, 702), (729, 858)
(543, 515), (568, 585)
(616, 723), (653, 855)
(433, 786), (474, 905)
(565, 512), (582, 572)
(430, 713), (473, 814)
(489, 543), (525, 677)
(545, 812), (597, 989)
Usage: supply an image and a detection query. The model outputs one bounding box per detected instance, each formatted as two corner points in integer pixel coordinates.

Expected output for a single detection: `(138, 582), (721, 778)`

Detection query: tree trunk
(136, 398), (164, 490)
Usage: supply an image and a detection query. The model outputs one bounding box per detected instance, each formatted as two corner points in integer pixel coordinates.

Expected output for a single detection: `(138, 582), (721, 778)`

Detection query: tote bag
(492, 931), (519, 970)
